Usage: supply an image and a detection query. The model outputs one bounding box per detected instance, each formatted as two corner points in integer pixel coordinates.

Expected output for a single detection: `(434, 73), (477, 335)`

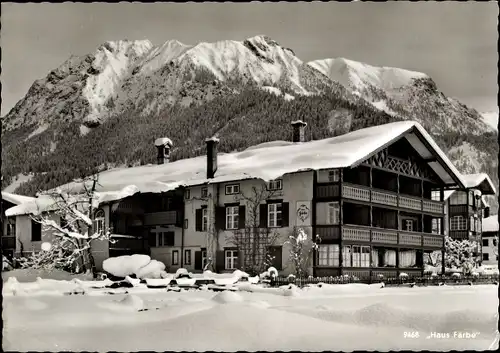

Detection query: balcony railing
(342, 226), (371, 242)
(371, 229), (398, 244)
(342, 225), (443, 249)
(316, 184), (340, 199)
(144, 211), (178, 226)
(422, 200), (444, 214)
(399, 196), (422, 211)
(342, 185), (371, 202)
(398, 231), (422, 246)
(371, 190), (398, 207)
(341, 184), (444, 214)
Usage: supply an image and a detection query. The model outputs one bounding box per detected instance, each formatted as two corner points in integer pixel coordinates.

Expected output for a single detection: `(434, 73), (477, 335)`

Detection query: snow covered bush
(285, 227), (318, 277)
(399, 273), (409, 279)
(3, 255), (13, 271)
(424, 236), (480, 275)
(103, 255), (166, 279)
(451, 272), (461, 279)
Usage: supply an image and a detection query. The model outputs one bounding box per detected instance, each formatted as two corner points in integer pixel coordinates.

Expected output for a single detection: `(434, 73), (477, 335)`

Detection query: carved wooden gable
(364, 148), (439, 181)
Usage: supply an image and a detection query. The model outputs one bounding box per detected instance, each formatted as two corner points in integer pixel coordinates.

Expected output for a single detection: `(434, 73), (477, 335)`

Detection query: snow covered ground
(2, 273), (498, 351)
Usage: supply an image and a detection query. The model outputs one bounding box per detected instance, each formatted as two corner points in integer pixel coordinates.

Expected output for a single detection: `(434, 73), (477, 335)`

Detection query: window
(226, 206), (239, 230)
(172, 250), (179, 265)
(93, 209), (105, 236)
(493, 238), (498, 247)
(450, 191), (467, 205)
(431, 190), (441, 201)
(6, 222), (15, 237)
(483, 239), (489, 247)
(201, 187), (208, 198)
(431, 218), (442, 235)
(184, 189), (190, 199)
(202, 250), (208, 270)
(202, 208), (208, 231)
(399, 250), (417, 268)
(31, 220), (42, 242)
(476, 219), (481, 233)
(161, 197), (173, 211)
(450, 216), (467, 231)
(483, 253), (489, 261)
(225, 250), (238, 270)
(343, 246), (351, 267)
(268, 179), (283, 191)
(404, 219), (414, 232)
(156, 231), (175, 247)
(268, 203), (283, 228)
(327, 202), (340, 225)
(184, 219), (188, 229)
(328, 169), (340, 182)
(470, 216), (475, 232)
(184, 249), (192, 265)
(225, 184), (240, 195)
(317, 244), (339, 267)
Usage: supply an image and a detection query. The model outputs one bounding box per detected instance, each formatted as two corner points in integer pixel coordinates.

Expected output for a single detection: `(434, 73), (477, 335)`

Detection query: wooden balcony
(423, 234), (444, 249)
(316, 225), (341, 241)
(371, 228), (398, 244)
(422, 200), (444, 214)
(398, 196), (421, 211)
(342, 225), (444, 249)
(371, 190), (398, 207)
(398, 231), (422, 246)
(144, 211), (178, 226)
(341, 183), (444, 215)
(316, 184), (340, 199)
(342, 185), (370, 202)
(342, 225), (371, 242)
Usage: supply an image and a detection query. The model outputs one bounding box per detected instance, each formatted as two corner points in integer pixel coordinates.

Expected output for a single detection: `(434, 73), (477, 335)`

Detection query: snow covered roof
(6, 121), (466, 216)
(482, 215), (499, 233)
(461, 173), (496, 195)
(2, 192), (36, 206)
(443, 173), (497, 201)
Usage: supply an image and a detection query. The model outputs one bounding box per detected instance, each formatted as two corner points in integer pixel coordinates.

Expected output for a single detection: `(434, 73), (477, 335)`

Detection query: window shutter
(235, 251), (241, 269)
(194, 251), (202, 270)
(215, 250), (225, 272)
(238, 206), (246, 229)
(195, 209), (202, 231)
(281, 202), (289, 227)
(259, 204), (268, 228)
(215, 207), (226, 230)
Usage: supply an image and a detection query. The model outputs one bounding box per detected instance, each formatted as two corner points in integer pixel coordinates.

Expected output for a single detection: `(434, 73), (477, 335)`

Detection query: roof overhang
(351, 126), (466, 188)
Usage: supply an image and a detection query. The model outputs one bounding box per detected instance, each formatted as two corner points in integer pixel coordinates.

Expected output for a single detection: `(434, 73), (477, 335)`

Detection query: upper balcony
(340, 183), (444, 215)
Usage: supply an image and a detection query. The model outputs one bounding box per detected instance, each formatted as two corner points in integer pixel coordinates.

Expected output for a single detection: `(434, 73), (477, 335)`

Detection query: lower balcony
(341, 224), (444, 249)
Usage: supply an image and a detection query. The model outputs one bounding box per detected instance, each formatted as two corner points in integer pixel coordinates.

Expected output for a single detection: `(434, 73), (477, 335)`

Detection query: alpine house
(5, 120), (471, 279)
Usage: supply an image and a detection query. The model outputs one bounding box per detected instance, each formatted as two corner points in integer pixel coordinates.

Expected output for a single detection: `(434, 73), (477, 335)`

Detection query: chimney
(291, 120), (307, 143)
(205, 136), (220, 179)
(154, 137), (173, 165)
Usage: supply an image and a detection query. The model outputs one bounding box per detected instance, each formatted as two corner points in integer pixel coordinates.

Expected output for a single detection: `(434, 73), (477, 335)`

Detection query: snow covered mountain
(1, 35), (497, 212)
(307, 58), (493, 135)
(481, 111), (499, 131)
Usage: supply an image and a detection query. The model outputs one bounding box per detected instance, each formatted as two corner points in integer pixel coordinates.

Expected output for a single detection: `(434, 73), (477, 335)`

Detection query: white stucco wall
(182, 171), (314, 275)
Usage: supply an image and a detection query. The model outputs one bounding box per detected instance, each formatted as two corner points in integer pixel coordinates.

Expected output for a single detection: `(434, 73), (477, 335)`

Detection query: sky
(1, 1), (498, 116)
